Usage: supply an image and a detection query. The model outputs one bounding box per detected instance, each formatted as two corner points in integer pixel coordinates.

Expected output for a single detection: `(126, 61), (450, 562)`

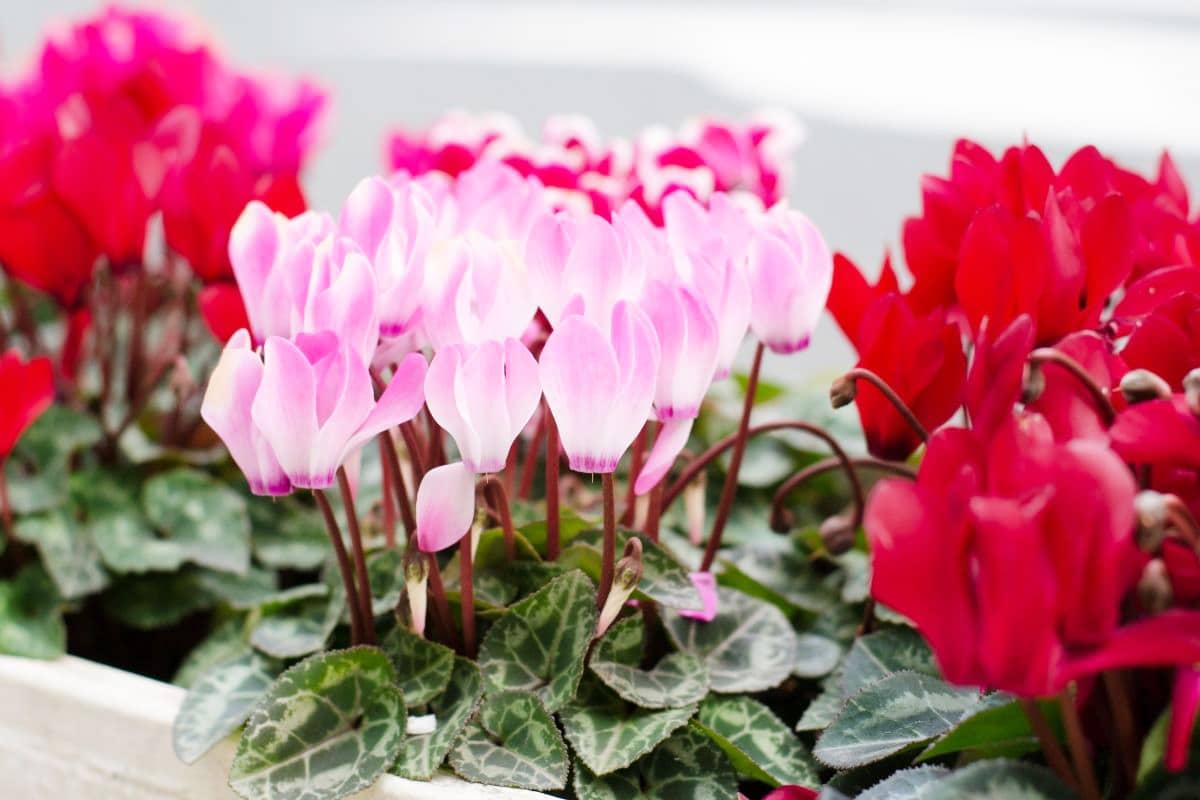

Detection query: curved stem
(314, 490), (364, 646)
(545, 404), (561, 561)
(337, 468), (376, 645)
(1029, 348), (1117, 426)
(771, 454), (907, 534)
(700, 343), (764, 572)
(840, 367), (929, 443)
(597, 473), (617, 610)
(459, 533), (476, 658)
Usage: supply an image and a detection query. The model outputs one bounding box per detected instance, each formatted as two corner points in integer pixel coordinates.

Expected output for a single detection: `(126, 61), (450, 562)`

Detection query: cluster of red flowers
(385, 109), (798, 223)
(832, 139), (1200, 767)
(0, 6), (326, 354)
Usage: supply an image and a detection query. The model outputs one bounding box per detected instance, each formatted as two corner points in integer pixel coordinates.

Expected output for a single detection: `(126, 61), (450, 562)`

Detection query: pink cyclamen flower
(678, 572), (719, 622)
(202, 331), (426, 493)
(415, 461), (477, 552)
(425, 338), (541, 473)
(338, 175), (436, 338)
(746, 207), (833, 354)
(539, 302), (660, 473)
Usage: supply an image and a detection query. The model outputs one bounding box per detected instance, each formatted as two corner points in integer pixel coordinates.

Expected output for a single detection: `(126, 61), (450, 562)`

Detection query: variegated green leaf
(449, 690), (568, 790)
(841, 627), (939, 698)
(366, 549), (403, 616)
(174, 617), (252, 688)
(922, 759), (1074, 799)
(173, 651), (281, 764)
(14, 509), (109, 598)
(793, 633), (842, 679)
(5, 406), (102, 514)
(198, 567), (278, 609)
(248, 497), (329, 571)
(229, 647), (406, 800)
(589, 617), (708, 709)
(103, 570), (216, 629)
(917, 694), (1044, 762)
(663, 587), (797, 693)
(142, 468), (250, 575)
(695, 695), (819, 788)
(560, 678), (696, 776)
(796, 669), (845, 732)
(814, 671), (984, 769)
(573, 726), (737, 800)
(249, 591), (343, 659)
(857, 765), (950, 799)
(564, 530), (702, 611)
(392, 657), (483, 781)
(0, 565), (65, 659)
(381, 624), (454, 707)
(476, 569), (596, 712)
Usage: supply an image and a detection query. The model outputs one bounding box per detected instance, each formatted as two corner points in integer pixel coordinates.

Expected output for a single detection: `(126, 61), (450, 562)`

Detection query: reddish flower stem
(0, 464), (12, 545)
(545, 403), (561, 561)
(377, 431), (416, 538)
(700, 343), (763, 572)
(643, 484), (663, 543)
(1103, 671), (1138, 791)
(1059, 686), (1102, 800)
(124, 271), (147, 402)
(313, 489), (364, 646)
(337, 467), (376, 645)
(378, 438), (398, 549)
(459, 533), (476, 658)
(485, 476), (518, 562)
(597, 472), (617, 610)
(425, 410), (446, 469)
(7, 279), (42, 352)
(1019, 698), (1078, 791)
(425, 552), (459, 651)
(621, 424), (648, 526)
(840, 367), (930, 443)
(518, 409), (546, 500)
(400, 421), (426, 483)
(769, 448), (873, 534)
(1028, 348), (1117, 426)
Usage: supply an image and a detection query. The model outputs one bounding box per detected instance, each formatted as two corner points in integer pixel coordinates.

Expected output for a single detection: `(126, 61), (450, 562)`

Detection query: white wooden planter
(0, 654), (550, 799)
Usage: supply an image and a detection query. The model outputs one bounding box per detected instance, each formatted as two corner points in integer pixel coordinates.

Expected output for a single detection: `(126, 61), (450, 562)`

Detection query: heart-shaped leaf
(249, 589), (344, 659)
(921, 759), (1074, 799)
(663, 587), (798, 693)
(694, 695), (819, 788)
(229, 647), (406, 800)
(589, 617), (708, 709)
(449, 690), (568, 791)
(477, 569), (596, 712)
(174, 617), (252, 688)
(15, 509), (109, 599)
(392, 656), (483, 781)
(560, 678), (696, 776)
(856, 765), (951, 799)
(564, 530), (702, 612)
(573, 726), (737, 800)
(173, 651), (281, 764)
(0, 565), (65, 659)
(142, 468), (251, 575)
(814, 671), (984, 769)
(381, 625), (455, 707)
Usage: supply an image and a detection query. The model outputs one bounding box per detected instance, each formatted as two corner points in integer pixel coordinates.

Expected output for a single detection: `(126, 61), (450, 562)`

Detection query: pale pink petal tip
(679, 571), (719, 622)
(415, 462), (477, 553)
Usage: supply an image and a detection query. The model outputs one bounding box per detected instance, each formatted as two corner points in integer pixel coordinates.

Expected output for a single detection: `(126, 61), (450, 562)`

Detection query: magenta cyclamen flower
(415, 462), (477, 552)
(746, 207), (833, 354)
(425, 338), (542, 473)
(539, 302), (660, 473)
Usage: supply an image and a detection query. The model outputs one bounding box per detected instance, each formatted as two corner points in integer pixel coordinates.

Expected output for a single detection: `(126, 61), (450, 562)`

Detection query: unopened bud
(1134, 491), (1169, 552)
(169, 355), (195, 398)
(1138, 558), (1173, 613)
(1021, 362), (1045, 405)
(1120, 369), (1172, 405)
(770, 505), (794, 534)
(596, 538), (643, 638)
(1185, 369), (1200, 416)
(403, 546), (430, 637)
(684, 474), (706, 546)
(820, 512), (857, 555)
(830, 375), (857, 409)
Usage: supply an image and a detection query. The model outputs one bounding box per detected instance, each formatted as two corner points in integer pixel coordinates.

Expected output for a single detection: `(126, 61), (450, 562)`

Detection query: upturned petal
(415, 462), (477, 552)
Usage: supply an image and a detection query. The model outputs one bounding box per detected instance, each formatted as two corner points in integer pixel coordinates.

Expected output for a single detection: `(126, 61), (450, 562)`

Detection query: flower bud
(1119, 369), (1172, 405)
(596, 538), (643, 637)
(1134, 491), (1169, 552)
(1021, 362), (1045, 404)
(684, 473), (706, 546)
(1185, 368), (1200, 416)
(829, 374), (857, 409)
(1138, 558), (1173, 613)
(403, 545), (430, 636)
(820, 511), (857, 555)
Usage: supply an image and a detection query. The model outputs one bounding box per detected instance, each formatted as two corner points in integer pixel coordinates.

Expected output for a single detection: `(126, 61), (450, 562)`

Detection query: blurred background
(6, 0), (1200, 375)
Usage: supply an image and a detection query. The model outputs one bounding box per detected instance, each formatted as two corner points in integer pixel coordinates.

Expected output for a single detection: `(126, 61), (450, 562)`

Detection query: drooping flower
(0, 349), (55, 460)
(414, 461), (477, 552)
(424, 338), (541, 474)
(745, 207), (833, 354)
(539, 302), (660, 473)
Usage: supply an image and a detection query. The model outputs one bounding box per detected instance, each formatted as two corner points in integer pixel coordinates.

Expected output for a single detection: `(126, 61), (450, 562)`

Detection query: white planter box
(0, 654), (550, 799)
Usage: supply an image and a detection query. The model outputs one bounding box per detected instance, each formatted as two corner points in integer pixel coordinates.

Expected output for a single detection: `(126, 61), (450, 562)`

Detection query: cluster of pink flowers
(0, 5), (325, 358)
(202, 158), (832, 616)
(385, 109), (800, 223)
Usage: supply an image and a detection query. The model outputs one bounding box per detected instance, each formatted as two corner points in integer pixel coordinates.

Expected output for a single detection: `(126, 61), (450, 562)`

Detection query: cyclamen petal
(415, 462), (477, 552)
(252, 336), (320, 488)
(634, 417), (693, 496)
(678, 572), (719, 622)
(746, 209), (833, 354)
(342, 352), (428, 458)
(640, 279), (718, 420)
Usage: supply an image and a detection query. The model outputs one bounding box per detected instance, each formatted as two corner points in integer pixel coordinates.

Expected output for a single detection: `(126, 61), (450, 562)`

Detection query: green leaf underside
(695, 695), (819, 788)
(566, 530), (702, 611)
(856, 765), (951, 799)
(229, 647), (406, 800)
(573, 726), (737, 800)
(174, 651), (281, 764)
(476, 569), (597, 712)
(560, 677), (696, 776)
(663, 587), (798, 693)
(392, 657), (483, 781)
(814, 671), (984, 769)
(250, 592), (344, 659)
(448, 690), (568, 791)
(142, 468), (251, 575)
(15, 510), (109, 599)
(590, 617), (708, 709)
(919, 759), (1074, 799)
(0, 565), (65, 659)
(380, 625), (455, 707)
